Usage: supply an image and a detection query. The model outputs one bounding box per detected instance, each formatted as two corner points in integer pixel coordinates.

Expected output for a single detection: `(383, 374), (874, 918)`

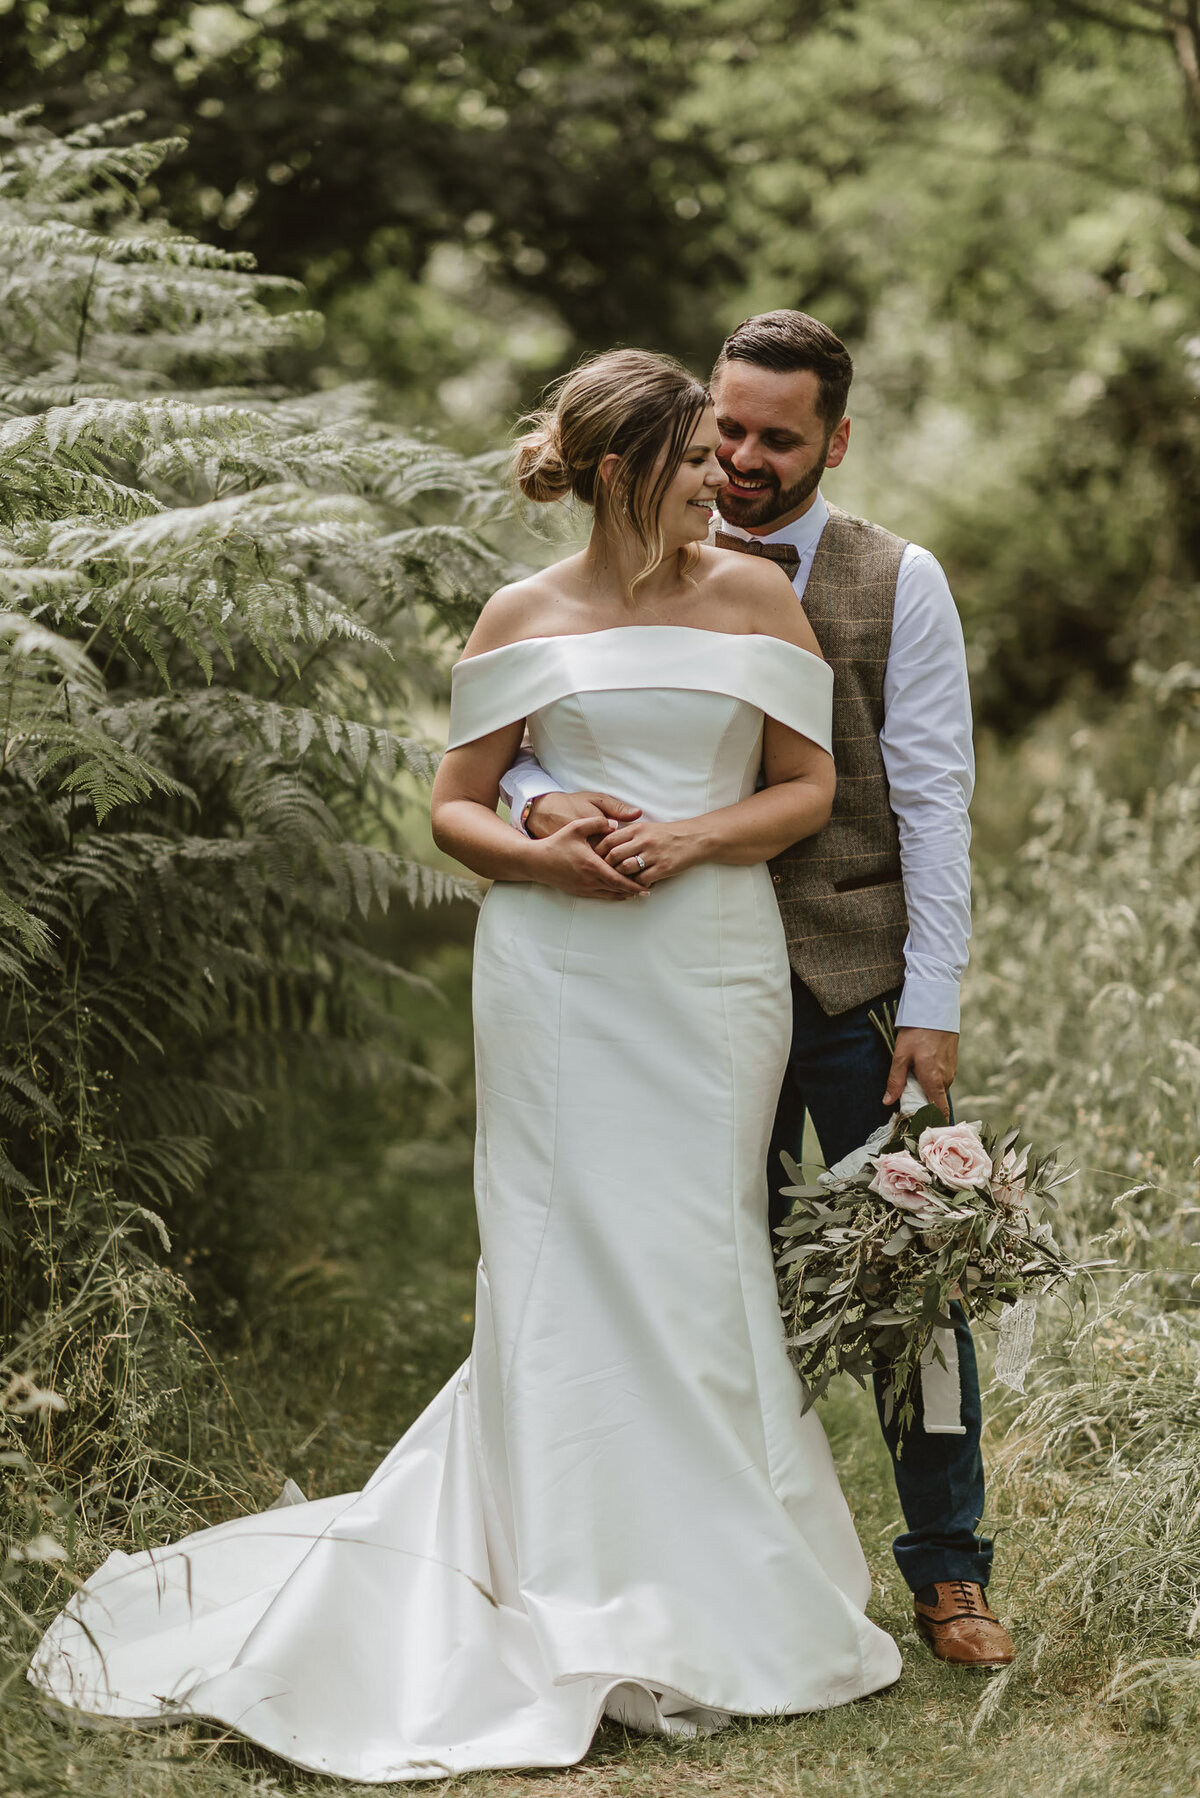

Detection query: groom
(499, 310), (1014, 1670)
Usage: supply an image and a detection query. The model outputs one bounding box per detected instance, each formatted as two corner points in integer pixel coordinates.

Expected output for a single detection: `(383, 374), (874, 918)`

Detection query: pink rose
(870, 1151), (942, 1222)
(917, 1121), (992, 1191)
(992, 1145), (1029, 1211)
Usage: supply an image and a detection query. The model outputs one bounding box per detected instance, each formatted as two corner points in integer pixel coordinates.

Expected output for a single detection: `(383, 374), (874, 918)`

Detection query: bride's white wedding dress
(30, 625), (901, 1782)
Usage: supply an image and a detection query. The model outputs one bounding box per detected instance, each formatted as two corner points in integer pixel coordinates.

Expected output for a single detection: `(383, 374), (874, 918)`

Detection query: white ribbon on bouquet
(818, 1076), (1035, 1433)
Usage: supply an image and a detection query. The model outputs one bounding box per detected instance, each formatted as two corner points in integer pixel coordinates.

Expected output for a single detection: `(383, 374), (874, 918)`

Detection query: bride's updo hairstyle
(513, 349), (710, 589)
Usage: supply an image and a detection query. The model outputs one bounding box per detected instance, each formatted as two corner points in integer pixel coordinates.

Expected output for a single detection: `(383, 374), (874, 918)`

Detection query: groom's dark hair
(713, 311), (854, 430)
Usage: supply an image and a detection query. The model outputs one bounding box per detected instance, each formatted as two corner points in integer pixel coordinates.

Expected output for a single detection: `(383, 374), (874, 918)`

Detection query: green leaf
(788, 1315), (842, 1347)
(778, 1182), (829, 1202)
(904, 1103), (950, 1136)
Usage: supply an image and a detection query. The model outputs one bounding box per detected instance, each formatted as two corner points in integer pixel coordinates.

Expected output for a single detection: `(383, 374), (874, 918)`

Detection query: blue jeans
(768, 975), (993, 1593)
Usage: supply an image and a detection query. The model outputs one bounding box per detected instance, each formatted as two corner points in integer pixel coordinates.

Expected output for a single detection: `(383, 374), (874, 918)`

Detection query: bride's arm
(434, 583), (645, 897)
(597, 726), (834, 879)
(432, 720), (542, 881)
(599, 559), (835, 880)
(694, 573), (835, 863)
(691, 717), (835, 865)
(431, 723), (647, 899)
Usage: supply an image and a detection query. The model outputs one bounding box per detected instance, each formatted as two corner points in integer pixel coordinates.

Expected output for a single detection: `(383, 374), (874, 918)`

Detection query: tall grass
(966, 672), (1199, 1278)
(963, 657), (1200, 1692)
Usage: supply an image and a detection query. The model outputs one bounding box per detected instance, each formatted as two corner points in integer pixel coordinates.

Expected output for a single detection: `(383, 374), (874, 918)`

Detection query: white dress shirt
(497, 489), (974, 1032)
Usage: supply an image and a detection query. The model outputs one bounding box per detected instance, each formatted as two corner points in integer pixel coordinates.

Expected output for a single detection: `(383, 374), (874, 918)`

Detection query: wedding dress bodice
(448, 625), (834, 822)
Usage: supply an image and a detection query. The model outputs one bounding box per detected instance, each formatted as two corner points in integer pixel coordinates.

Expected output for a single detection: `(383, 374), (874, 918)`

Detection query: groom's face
(711, 363), (849, 532)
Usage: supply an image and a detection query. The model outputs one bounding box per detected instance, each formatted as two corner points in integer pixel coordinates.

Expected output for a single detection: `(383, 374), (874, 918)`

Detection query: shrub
(0, 111), (502, 1561)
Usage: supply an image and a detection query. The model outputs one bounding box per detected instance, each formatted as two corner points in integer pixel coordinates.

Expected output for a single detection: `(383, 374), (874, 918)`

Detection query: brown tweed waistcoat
(769, 505), (909, 1016)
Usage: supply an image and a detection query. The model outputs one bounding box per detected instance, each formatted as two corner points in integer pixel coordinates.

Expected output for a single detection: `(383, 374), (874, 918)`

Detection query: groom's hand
(525, 790), (641, 841)
(884, 1027), (959, 1119)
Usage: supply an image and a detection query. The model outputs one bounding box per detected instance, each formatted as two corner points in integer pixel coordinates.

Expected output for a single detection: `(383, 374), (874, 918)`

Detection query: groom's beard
(717, 443), (829, 530)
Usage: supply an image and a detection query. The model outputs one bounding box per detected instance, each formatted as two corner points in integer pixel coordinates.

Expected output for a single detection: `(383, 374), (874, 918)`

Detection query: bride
(30, 350), (902, 1782)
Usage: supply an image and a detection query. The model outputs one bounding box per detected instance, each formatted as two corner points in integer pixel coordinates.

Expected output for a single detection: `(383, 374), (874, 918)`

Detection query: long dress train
(30, 625), (902, 1782)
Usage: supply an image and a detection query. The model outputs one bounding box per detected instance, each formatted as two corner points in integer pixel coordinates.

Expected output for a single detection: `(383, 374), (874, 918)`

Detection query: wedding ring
(635, 855), (646, 873)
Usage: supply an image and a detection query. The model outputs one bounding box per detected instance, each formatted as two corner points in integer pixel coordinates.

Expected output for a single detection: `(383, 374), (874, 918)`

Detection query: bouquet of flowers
(775, 1082), (1082, 1436)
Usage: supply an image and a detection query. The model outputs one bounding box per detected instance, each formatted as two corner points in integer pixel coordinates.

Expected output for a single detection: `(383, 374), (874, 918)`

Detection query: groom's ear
(825, 416), (851, 470)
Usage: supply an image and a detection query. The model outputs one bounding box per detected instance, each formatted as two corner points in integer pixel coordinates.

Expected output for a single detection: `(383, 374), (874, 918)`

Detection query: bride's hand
(598, 820), (699, 888)
(531, 817), (648, 901)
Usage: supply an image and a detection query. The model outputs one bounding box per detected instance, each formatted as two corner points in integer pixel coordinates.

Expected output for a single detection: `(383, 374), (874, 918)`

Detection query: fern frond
(0, 890), (55, 962)
(0, 113), (510, 1525)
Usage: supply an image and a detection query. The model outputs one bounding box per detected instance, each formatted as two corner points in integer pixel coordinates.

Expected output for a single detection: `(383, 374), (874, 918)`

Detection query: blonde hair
(513, 349), (710, 590)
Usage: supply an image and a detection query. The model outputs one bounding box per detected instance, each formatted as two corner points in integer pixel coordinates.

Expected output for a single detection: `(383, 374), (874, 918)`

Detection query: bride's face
(654, 409), (728, 546)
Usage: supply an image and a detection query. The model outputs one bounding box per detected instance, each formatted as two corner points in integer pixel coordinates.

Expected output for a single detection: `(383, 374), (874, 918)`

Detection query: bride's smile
(657, 414), (728, 544)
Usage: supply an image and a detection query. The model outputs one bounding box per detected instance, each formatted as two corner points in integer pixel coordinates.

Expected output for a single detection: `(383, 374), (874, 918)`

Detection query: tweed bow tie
(713, 529), (801, 583)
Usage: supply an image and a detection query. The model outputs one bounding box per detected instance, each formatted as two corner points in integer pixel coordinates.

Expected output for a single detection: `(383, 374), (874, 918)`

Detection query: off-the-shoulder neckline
(456, 625), (826, 669)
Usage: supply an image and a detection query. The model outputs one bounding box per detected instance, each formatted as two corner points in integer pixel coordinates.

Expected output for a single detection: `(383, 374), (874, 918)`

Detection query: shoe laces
(948, 1578), (987, 1615)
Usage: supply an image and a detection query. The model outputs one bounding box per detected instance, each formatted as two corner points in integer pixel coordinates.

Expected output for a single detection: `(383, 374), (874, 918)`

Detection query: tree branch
(1053, 0), (1200, 166)
(1172, 13), (1200, 121)
(1051, 0), (1176, 39)
(1124, 0), (1193, 24)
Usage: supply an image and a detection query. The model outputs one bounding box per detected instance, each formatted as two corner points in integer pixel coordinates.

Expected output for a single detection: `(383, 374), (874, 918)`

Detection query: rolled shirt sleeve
(497, 746), (565, 835)
(878, 545), (974, 1034)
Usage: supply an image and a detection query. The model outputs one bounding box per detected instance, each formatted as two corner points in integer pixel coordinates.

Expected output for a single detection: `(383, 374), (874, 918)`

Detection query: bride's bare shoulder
(695, 546), (824, 659)
(459, 563), (581, 660)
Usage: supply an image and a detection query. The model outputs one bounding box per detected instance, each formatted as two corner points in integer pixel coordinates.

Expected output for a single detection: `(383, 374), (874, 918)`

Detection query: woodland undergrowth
(961, 655), (1200, 1702)
(0, 110), (504, 1630)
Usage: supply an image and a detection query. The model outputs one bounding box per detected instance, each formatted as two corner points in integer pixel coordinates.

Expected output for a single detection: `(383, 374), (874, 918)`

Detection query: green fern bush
(0, 111), (503, 1565)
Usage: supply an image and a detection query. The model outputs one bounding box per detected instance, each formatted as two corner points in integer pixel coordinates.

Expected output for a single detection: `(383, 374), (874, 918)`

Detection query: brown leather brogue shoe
(914, 1580), (1015, 1669)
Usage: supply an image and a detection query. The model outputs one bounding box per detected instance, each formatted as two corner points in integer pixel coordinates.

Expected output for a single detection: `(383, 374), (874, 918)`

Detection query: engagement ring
(635, 855), (646, 873)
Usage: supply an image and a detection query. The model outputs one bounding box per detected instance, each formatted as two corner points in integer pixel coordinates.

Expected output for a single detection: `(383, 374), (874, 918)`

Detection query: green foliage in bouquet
(775, 1105), (1082, 1436)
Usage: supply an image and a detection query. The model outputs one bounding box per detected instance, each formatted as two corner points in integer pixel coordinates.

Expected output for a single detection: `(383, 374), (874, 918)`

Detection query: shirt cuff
(895, 976), (961, 1034)
(500, 762), (565, 835)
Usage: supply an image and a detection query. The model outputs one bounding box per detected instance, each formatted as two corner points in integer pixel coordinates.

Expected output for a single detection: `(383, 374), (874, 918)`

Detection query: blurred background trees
(0, 0), (740, 425)
(4, 0), (1196, 721)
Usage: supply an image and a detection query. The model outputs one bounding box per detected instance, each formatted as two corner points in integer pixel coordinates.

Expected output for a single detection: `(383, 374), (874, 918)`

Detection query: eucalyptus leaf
(789, 1316), (841, 1346)
(775, 1243), (824, 1266)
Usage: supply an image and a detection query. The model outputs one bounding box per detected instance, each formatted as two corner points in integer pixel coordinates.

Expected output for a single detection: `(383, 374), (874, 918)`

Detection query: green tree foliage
(673, 0), (1200, 722)
(0, 110), (503, 1542)
(8, 2), (1196, 717)
(0, 0), (743, 368)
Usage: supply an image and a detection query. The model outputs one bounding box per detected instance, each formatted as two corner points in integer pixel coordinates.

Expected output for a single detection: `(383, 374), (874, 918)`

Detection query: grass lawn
(6, 1123), (1196, 1798)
